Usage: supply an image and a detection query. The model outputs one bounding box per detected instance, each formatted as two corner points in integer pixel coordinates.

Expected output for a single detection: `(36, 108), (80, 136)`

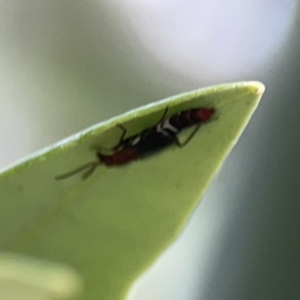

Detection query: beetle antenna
(81, 163), (100, 180)
(55, 161), (101, 180)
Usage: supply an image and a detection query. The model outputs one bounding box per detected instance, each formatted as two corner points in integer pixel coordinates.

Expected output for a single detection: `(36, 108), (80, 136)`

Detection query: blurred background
(0, 1), (299, 299)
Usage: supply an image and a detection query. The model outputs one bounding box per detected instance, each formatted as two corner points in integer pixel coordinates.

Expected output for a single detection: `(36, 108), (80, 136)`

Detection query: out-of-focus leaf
(0, 253), (82, 300)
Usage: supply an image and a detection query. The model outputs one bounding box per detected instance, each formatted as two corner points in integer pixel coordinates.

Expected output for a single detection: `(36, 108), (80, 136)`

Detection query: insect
(55, 107), (215, 180)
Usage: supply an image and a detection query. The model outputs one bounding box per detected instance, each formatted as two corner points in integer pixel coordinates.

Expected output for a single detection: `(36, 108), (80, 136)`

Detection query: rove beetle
(55, 107), (215, 180)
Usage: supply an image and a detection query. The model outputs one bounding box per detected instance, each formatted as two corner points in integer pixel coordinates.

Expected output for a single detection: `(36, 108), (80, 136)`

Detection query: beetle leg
(158, 107), (169, 123)
(111, 124), (128, 150)
(175, 124), (201, 147)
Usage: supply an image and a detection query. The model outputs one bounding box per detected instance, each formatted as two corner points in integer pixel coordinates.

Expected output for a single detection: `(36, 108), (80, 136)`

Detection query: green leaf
(0, 253), (82, 300)
(0, 81), (265, 300)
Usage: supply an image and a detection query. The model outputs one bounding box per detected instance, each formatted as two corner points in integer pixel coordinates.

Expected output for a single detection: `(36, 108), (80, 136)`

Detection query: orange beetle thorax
(100, 148), (137, 166)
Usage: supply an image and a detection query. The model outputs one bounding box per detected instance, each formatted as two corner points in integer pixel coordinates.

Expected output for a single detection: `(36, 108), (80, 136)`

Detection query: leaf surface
(0, 81), (265, 300)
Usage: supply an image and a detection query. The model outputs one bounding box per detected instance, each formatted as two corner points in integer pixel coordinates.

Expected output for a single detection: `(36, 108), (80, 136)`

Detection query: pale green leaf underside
(0, 81), (265, 300)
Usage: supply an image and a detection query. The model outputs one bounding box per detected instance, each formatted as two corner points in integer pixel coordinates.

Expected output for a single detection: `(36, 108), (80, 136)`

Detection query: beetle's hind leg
(174, 124), (201, 148)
